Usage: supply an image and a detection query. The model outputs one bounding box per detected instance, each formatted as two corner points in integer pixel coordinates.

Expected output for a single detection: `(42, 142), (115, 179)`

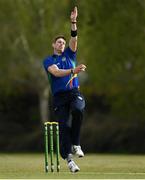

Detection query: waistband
(53, 88), (79, 97)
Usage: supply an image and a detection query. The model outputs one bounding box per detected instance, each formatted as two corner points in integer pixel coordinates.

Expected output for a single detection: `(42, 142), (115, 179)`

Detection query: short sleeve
(64, 47), (77, 61)
(43, 56), (54, 72)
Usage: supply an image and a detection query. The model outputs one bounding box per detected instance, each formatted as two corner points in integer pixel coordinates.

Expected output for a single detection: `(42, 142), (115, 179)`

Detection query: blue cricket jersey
(43, 47), (79, 95)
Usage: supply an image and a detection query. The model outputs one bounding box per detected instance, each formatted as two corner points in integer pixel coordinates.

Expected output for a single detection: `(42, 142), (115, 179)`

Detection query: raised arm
(69, 6), (78, 52)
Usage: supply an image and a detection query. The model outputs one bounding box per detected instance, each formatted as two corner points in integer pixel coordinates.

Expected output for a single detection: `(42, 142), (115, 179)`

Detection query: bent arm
(48, 64), (72, 77)
(48, 64), (86, 77)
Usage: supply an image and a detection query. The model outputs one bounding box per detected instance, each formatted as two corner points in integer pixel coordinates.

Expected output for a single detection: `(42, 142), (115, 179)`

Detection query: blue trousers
(53, 88), (85, 159)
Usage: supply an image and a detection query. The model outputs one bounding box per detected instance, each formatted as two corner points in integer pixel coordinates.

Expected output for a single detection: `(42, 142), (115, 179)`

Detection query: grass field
(0, 153), (145, 179)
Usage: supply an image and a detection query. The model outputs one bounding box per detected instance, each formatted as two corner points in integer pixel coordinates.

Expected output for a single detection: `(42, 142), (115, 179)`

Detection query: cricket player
(43, 6), (86, 173)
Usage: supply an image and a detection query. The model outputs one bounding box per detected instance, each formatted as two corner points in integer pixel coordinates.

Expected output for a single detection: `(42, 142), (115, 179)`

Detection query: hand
(74, 64), (86, 74)
(70, 6), (78, 22)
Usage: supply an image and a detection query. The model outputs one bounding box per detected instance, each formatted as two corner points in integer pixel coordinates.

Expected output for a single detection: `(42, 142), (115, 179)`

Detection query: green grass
(0, 153), (145, 179)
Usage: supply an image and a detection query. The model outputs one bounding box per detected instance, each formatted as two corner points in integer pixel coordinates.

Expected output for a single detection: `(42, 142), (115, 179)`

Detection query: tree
(78, 0), (145, 120)
(0, 0), (70, 124)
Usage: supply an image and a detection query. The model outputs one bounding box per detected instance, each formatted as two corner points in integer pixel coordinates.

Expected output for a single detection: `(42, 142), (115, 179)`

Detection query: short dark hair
(53, 35), (66, 43)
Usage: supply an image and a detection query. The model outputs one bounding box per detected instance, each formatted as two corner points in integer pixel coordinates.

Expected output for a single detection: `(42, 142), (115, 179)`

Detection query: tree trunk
(39, 86), (49, 124)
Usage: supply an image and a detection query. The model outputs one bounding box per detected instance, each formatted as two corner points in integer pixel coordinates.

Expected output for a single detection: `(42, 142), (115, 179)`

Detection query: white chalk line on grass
(85, 172), (145, 175)
(85, 172), (145, 174)
(61, 172), (145, 175)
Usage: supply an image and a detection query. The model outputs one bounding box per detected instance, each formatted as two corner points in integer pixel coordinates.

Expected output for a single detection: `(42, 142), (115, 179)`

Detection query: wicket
(44, 121), (60, 172)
